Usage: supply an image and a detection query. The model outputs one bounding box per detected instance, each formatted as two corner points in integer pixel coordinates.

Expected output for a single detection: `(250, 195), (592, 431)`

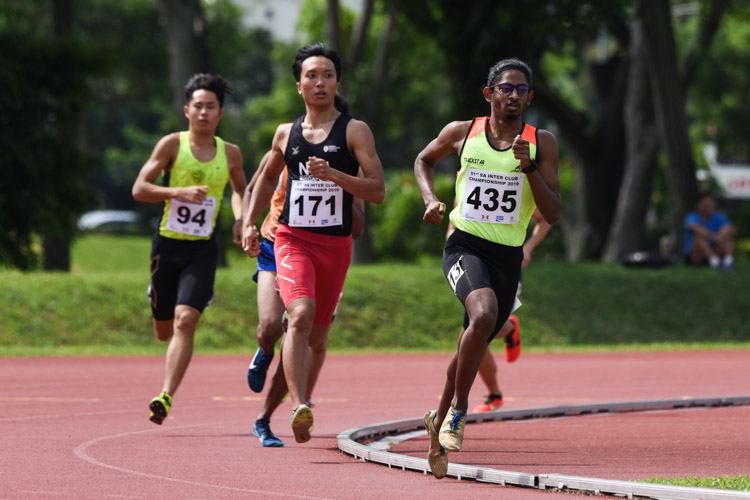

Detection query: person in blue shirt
(684, 193), (736, 271)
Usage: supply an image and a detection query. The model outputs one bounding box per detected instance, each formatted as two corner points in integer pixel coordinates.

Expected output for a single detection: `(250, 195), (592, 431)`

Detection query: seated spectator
(684, 193), (736, 271)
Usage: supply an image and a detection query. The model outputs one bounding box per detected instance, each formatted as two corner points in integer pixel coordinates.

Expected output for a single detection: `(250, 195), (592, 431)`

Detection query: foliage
(236, 0), (455, 170)
(680, 2), (750, 163)
(1, 235), (748, 356)
(0, 25), (100, 269)
(368, 171), (454, 261)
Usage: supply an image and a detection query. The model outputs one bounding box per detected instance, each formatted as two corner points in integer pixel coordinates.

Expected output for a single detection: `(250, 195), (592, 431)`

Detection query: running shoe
(471, 393), (503, 413)
(424, 410), (448, 479)
(253, 418), (284, 447)
(247, 347), (273, 393)
(438, 408), (467, 452)
(504, 315), (522, 363)
(290, 404), (314, 443)
(149, 392), (172, 425)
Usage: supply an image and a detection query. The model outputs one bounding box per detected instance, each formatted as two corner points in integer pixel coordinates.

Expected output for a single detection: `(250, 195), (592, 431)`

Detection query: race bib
(289, 179), (343, 227)
(165, 196), (217, 237)
(460, 169), (523, 224)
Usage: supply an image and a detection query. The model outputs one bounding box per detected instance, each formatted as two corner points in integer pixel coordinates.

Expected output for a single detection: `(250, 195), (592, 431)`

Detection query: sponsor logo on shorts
(447, 256), (465, 294)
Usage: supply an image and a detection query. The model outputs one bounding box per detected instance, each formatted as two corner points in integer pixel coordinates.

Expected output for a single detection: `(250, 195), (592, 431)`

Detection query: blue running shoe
(253, 418), (284, 447)
(247, 348), (273, 393)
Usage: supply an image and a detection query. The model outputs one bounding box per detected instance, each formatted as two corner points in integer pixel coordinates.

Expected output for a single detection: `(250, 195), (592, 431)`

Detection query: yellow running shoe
(149, 392), (172, 425)
(438, 408), (466, 451)
(291, 404), (314, 443)
(424, 410), (448, 479)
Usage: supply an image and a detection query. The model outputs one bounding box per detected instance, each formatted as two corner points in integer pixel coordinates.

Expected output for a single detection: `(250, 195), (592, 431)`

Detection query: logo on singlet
(466, 157), (485, 166)
(191, 170), (205, 183)
(323, 145), (340, 153)
(291, 146), (300, 156)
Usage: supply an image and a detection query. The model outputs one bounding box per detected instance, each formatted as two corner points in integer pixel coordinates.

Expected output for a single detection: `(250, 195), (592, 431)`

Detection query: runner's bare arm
(132, 134), (208, 203)
(513, 129), (561, 224)
(241, 151), (271, 231)
(225, 142), (248, 246)
(307, 120), (385, 204)
(242, 124), (290, 256)
(351, 168), (366, 240)
(414, 120), (471, 226)
(522, 208), (553, 267)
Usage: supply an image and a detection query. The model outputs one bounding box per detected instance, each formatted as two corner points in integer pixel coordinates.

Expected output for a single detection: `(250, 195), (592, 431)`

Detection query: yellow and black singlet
(449, 117), (538, 247)
(158, 131), (229, 241)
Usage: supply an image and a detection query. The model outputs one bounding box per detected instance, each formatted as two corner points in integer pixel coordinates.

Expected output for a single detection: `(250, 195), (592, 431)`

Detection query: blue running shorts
(252, 239), (276, 283)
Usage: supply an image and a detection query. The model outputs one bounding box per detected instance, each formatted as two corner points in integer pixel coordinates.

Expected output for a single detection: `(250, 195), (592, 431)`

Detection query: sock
(723, 255), (734, 268)
(709, 255), (720, 269)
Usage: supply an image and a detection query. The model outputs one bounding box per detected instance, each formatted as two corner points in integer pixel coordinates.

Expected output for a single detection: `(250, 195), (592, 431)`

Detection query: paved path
(1, 351), (748, 498)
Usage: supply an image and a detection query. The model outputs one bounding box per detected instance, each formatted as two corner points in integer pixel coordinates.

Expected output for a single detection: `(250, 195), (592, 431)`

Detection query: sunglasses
(489, 83), (530, 96)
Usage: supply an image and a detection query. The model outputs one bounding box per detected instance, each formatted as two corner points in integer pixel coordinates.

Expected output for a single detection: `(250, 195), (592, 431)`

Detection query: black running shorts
(148, 234), (217, 321)
(442, 228), (523, 342)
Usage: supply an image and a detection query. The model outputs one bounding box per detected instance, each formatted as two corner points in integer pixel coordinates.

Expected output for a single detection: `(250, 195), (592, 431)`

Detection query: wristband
(521, 159), (538, 174)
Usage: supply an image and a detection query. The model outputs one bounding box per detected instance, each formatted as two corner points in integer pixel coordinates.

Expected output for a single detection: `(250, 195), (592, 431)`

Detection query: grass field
(642, 475), (750, 492)
(2, 234), (749, 356)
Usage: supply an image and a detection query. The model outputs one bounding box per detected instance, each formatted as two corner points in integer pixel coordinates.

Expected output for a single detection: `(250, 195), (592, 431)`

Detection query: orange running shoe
(504, 315), (521, 363)
(471, 393), (503, 413)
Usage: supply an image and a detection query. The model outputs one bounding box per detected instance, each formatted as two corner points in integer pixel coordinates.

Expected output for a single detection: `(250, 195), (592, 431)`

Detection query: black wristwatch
(521, 159), (538, 174)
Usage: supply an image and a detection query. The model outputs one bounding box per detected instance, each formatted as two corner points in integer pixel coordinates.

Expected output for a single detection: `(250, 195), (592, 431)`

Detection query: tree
(638, 0), (700, 255)
(604, 0), (732, 261)
(157, 0), (208, 129)
(389, 0), (633, 260)
(0, 4), (98, 270)
(602, 21), (658, 262)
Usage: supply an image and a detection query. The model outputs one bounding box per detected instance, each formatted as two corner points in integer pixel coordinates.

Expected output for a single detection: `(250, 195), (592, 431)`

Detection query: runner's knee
(174, 306), (200, 335)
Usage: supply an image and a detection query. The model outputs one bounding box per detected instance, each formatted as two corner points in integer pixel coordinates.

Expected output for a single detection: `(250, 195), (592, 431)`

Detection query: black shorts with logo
(442, 228), (523, 342)
(148, 233), (217, 321)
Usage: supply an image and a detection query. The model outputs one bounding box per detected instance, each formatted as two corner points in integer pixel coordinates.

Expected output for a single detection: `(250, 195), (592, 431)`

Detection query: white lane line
(74, 419), (333, 500)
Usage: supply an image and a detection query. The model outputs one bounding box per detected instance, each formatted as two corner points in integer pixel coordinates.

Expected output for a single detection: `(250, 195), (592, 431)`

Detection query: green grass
(641, 475), (750, 492)
(1, 234), (749, 357)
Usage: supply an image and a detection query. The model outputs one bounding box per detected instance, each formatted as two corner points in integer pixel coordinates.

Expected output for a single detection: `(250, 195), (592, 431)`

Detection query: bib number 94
(166, 197), (216, 237)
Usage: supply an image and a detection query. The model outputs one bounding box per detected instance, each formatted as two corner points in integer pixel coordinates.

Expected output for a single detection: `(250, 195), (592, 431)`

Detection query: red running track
(1, 350), (749, 499)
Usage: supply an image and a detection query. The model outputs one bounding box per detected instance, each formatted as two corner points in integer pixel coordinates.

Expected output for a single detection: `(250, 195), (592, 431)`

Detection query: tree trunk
(533, 52), (629, 261)
(639, 0), (699, 255)
(326, 0), (341, 51)
(603, 21), (659, 263)
(347, 0), (374, 70)
(350, 8), (395, 264)
(44, 0), (74, 271)
(157, 0), (199, 129)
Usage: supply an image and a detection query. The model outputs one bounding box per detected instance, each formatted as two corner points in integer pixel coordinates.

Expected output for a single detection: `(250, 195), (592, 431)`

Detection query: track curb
(337, 396), (750, 499)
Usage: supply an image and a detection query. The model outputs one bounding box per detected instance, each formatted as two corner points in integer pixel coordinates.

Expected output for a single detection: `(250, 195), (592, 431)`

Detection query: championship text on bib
(461, 169), (523, 224)
(289, 179), (343, 227)
(165, 196), (217, 237)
